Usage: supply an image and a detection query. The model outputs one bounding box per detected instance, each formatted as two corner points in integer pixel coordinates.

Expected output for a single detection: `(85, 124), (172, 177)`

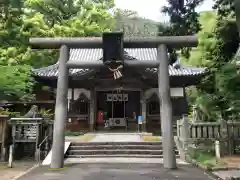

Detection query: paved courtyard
(23, 133), (218, 180)
(90, 133), (142, 142)
(0, 161), (36, 180)
(213, 170), (240, 179)
(18, 163), (213, 180)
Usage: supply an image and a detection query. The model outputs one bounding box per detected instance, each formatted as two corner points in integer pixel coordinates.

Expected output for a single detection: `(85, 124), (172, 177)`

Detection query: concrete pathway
(90, 133), (142, 142)
(18, 163), (214, 180)
(0, 161), (36, 180)
(213, 170), (240, 179)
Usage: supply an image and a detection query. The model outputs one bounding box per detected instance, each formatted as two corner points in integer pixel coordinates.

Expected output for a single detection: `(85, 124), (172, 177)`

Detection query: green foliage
(38, 108), (54, 118)
(189, 150), (214, 164)
(184, 11), (217, 66)
(0, 0), (115, 101)
(187, 141), (216, 165)
(0, 108), (11, 116)
(0, 65), (35, 101)
(161, 1), (240, 121)
(160, 0), (204, 59)
(187, 142), (227, 169)
(186, 1), (240, 121)
(0, 108), (20, 117)
(235, 144), (240, 154)
(64, 131), (85, 136)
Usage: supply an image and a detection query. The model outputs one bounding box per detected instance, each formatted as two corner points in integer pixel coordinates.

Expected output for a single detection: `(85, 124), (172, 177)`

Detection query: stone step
(67, 149), (179, 155)
(65, 154), (180, 158)
(70, 142), (163, 146)
(86, 133), (153, 136)
(69, 145), (177, 150)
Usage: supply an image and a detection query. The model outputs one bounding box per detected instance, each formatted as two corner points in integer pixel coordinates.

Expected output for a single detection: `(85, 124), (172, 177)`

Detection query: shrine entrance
(96, 90), (140, 131)
(29, 32), (199, 169)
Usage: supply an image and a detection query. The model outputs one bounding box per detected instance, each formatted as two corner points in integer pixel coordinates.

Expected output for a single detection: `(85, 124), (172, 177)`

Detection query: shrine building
(33, 47), (204, 134)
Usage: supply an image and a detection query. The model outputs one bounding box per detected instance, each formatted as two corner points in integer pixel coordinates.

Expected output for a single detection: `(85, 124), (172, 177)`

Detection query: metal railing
(36, 136), (49, 165)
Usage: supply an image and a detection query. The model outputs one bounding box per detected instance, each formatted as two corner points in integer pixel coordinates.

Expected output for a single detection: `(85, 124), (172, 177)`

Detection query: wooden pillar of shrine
(89, 90), (96, 132)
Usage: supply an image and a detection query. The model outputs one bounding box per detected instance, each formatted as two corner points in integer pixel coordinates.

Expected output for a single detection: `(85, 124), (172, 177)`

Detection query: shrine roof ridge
(33, 48), (205, 78)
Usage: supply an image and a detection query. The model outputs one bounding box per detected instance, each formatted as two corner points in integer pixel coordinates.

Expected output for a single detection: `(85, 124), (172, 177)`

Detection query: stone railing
(177, 118), (240, 140)
(176, 117), (240, 158)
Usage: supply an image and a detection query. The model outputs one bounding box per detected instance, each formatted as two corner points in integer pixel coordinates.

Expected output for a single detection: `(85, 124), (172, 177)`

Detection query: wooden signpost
(9, 118), (53, 165)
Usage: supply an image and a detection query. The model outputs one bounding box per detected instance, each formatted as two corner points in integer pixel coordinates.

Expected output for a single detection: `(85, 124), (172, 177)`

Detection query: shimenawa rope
(108, 65), (123, 79)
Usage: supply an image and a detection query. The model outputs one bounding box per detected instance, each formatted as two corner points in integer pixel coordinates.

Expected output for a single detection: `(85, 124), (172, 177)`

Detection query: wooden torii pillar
(30, 35), (198, 169)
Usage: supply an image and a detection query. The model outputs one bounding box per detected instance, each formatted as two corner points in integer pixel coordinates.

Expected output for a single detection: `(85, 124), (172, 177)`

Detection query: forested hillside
(114, 9), (161, 37)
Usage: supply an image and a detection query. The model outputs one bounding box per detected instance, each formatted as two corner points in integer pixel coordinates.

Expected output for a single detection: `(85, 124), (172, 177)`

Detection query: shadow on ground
(18, 163), (213, 180)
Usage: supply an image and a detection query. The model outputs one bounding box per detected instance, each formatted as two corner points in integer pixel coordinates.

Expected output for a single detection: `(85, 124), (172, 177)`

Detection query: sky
(115, 0), (215, 22)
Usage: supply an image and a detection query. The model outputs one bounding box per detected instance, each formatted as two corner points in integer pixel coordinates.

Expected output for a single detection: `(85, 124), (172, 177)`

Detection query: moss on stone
(48, 165), (70, 171)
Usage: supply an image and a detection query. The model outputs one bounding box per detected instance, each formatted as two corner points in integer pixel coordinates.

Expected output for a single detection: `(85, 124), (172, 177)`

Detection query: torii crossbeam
(29, 34), (198, 169)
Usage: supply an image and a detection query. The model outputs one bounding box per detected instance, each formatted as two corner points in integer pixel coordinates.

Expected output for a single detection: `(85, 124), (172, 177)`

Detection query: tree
(0, 0), (115, 101)
(0, 65), (35, 101)
(189, 0), (240, 121)
(160, 0), (204, 59)
(24, 0), (114, 26)
(0, 0), (37, 101)
(185, 11), (217, 66)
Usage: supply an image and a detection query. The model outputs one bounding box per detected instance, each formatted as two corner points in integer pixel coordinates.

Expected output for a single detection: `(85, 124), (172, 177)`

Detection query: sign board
(138, 116), (142, 125)
(23, 125), (37, 140)
(15, 124), (38, 140)
(106, 93), (128, 101)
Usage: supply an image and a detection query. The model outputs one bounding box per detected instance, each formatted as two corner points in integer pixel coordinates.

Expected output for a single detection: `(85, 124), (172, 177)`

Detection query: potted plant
(0, 108), (10, 122)
(0, 108), (19, 118)
(38, 108), (54, 120)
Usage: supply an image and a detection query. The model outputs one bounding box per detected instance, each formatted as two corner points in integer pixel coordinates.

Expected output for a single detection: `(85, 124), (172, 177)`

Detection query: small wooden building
(33, 48), (204, 134)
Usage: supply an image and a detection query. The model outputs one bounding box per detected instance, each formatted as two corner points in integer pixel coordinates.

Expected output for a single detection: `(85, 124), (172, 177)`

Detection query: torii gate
(30, 34), (198, 169)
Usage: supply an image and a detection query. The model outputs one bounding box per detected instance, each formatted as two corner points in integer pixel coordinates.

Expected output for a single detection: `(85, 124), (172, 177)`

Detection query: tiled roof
(33, 48), (205, 77)
(145, 66), (205, 76)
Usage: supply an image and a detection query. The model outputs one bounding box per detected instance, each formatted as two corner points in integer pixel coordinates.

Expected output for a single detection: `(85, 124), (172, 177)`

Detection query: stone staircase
(65, 142), (179, 159)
